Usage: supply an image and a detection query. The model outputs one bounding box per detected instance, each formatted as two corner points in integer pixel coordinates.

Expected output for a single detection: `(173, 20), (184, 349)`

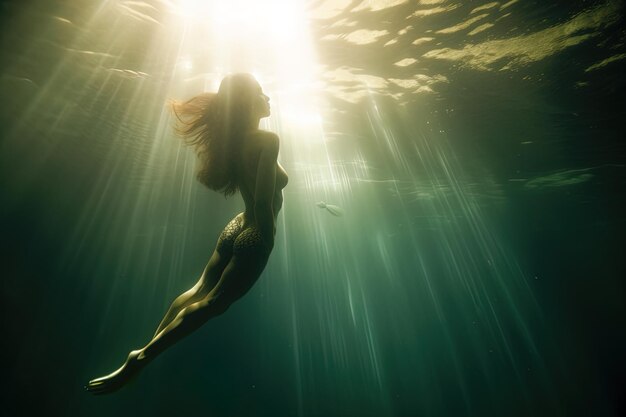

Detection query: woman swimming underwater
(86, 73), (288, 394)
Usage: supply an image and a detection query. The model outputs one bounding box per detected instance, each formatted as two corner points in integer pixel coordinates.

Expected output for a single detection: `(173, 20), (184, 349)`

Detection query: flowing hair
(169, 73), (259, 197)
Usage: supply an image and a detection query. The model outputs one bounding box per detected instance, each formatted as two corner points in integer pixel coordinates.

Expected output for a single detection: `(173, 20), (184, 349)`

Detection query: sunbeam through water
(1, 0), (624, 416)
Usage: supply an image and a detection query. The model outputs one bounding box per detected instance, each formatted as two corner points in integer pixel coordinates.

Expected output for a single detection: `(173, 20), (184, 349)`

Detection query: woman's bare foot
(85, 350), (147, 395)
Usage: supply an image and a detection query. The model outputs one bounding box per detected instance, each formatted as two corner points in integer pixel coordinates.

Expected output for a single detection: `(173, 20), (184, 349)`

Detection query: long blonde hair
(169, 73), (260, 196)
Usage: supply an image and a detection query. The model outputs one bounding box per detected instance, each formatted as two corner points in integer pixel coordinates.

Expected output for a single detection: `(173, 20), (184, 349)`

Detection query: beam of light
(360, 91), (558, 411)
(0, 0), (560, 413)
(164, 1), (407, 408)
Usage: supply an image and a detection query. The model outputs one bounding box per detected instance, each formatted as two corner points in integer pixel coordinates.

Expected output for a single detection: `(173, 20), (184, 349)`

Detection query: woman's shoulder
(237, 130), (280, 192)
(246, 130), (280, 152)
(248, 129), (279, 142)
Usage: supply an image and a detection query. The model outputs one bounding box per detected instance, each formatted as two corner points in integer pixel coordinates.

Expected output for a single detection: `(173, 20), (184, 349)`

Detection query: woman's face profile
(257, 92), (270, 118)
(253, 83), (270, 118)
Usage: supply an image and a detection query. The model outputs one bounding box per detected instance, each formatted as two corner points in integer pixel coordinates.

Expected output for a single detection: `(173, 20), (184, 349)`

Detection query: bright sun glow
(179, 0), (301, 41)
(173, 0), (321, 127)
(171, 0), (345, 191)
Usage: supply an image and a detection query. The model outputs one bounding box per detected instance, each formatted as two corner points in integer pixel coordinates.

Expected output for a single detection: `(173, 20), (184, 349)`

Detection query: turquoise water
(1, 1), (624, 416)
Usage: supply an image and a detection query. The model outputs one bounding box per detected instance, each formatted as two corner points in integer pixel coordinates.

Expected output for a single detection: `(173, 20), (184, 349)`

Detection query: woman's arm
(254, 132), (279, 251)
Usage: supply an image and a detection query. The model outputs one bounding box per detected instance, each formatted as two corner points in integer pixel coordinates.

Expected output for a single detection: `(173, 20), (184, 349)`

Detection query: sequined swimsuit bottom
(216, 213), (270, 258)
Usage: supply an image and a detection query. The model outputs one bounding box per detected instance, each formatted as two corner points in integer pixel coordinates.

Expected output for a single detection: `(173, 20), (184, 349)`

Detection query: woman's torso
(236, 130), (288, 229)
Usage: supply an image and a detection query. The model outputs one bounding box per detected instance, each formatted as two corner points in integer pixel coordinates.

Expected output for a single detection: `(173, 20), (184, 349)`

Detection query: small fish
(52, 16), (72, 24)
(1, 75), (38, 88)
(316, 201), (344, 217)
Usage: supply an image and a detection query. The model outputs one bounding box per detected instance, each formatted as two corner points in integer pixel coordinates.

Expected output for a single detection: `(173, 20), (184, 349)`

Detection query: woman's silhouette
(86, 73), (288, 394)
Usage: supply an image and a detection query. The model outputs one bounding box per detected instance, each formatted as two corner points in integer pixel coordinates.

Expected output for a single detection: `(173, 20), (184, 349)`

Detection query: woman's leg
(86, 250), (268, 395)
(138, 251), (268, 362)
(151, 250), (227, 338)
(150, 213), (244, 337)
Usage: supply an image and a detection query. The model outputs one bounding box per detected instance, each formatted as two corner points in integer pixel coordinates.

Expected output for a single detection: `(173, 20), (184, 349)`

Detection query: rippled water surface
(1, 1), (624, 416)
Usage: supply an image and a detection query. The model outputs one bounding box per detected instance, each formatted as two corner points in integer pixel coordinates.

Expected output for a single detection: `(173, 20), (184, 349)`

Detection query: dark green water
(1, 1), (624, 416)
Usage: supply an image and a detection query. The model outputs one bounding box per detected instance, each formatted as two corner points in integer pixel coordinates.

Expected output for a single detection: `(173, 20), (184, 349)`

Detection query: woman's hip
(216, 213), (244, 255)
(233, 226), (272, 257)
(216, 213), (272, 258)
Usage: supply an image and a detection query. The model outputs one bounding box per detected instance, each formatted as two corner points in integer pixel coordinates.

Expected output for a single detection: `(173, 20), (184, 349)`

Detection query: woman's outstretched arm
(254, 132), (279, 251)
